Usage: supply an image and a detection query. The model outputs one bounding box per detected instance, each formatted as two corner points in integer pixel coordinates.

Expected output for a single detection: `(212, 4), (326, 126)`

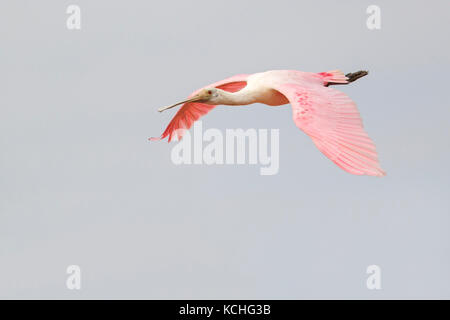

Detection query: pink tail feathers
(318, 70), (348, 85)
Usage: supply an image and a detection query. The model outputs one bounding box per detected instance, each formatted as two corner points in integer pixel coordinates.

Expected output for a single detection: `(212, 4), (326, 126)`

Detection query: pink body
(152, 70), (385, 177)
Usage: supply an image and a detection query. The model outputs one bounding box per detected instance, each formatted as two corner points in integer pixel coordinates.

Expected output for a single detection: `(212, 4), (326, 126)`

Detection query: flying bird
(151, 70), (385, 176)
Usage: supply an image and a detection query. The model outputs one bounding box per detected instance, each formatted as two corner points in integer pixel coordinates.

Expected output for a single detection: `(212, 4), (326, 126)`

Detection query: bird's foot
(345, 70), (369, 83)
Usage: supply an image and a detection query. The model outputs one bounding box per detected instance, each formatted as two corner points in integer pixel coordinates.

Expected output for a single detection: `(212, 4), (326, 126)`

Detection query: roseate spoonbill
(151, 70), (385, 176)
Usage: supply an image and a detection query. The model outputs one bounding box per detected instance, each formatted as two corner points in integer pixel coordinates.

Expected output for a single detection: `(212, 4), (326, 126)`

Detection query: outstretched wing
(151, 74), (249, 142)
(275, 83), (385, 176)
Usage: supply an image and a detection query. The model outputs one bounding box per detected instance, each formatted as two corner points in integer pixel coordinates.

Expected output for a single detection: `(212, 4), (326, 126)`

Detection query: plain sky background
(1, 0), (449, 299)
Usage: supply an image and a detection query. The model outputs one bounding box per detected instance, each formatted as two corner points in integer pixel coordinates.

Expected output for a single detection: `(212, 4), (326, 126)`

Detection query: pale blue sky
(0, 0), (449, 298)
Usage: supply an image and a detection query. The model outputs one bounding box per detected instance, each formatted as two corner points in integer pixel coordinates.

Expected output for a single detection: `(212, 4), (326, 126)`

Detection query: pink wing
(151, 74), (249, 142)
(275, 83), (386, 176)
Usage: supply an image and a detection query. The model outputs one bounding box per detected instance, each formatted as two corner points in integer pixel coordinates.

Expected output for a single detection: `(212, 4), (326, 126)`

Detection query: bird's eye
(207, 90), (212, 94)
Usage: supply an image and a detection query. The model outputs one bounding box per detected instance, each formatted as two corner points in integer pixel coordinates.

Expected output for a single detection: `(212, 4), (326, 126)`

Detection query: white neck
(215, 88), (257, 106)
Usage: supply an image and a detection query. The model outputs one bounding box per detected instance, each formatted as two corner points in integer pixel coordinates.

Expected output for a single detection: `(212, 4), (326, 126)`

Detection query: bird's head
(158, 88), (219, 112)
(198, 88), (220, 101)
